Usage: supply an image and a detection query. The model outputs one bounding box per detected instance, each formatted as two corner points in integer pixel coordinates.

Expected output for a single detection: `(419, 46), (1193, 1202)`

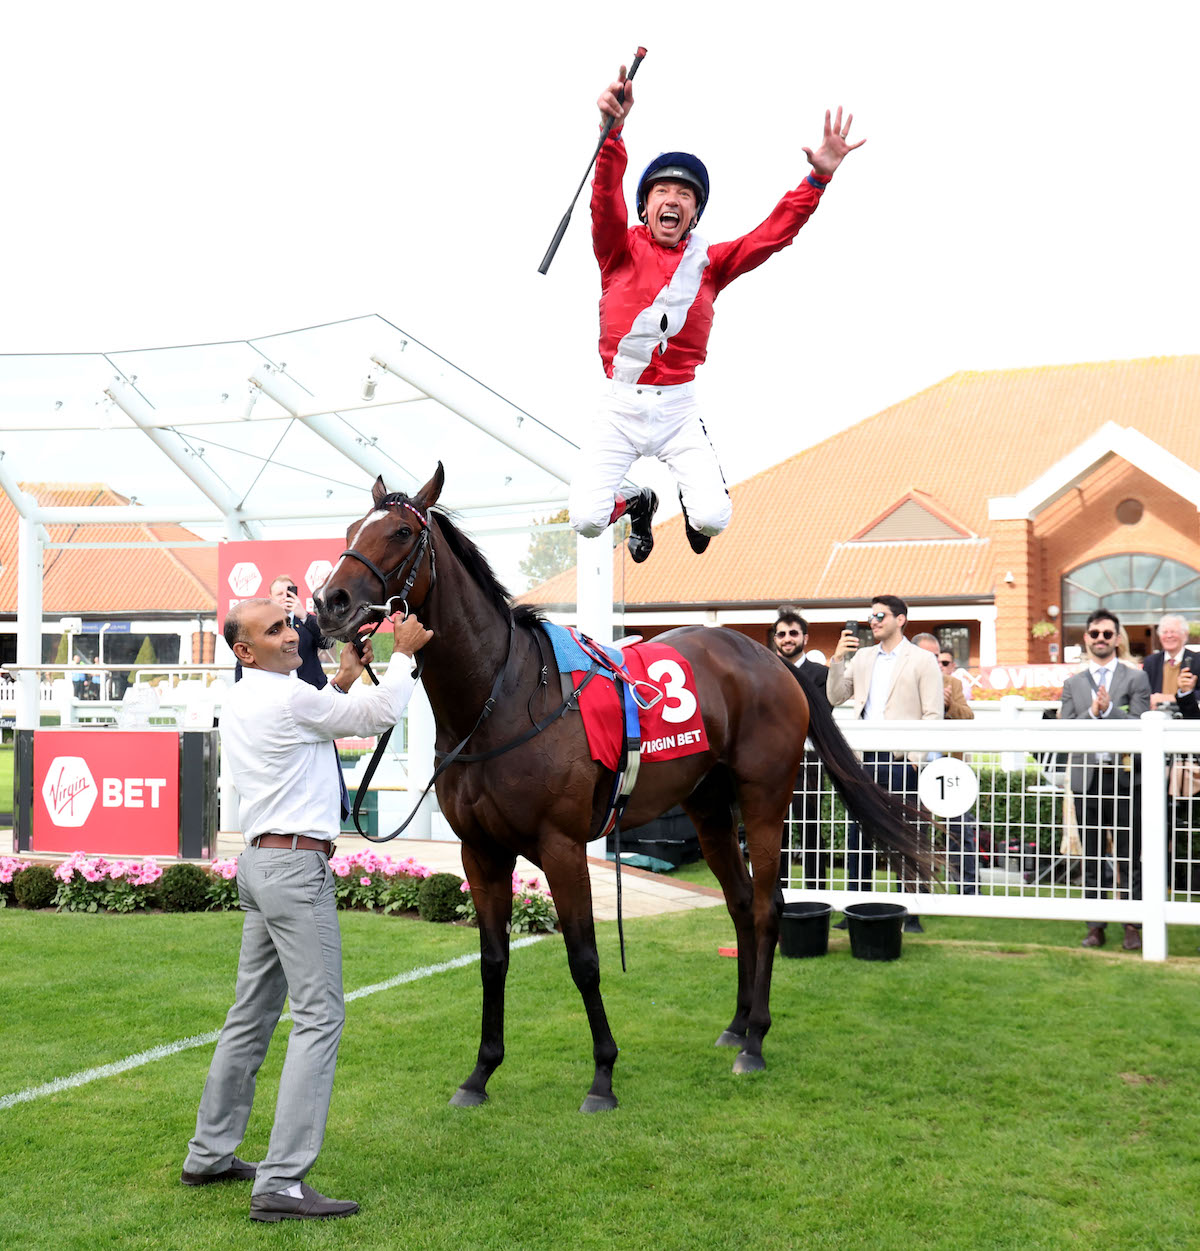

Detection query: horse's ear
(413, 462), (445, 511)
(371, 476), (388, 508)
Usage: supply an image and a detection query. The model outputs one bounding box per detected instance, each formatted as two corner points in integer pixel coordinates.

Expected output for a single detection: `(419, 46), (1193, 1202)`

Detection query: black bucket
(778, 901), (833, 958)
(842, 902), (908, 962)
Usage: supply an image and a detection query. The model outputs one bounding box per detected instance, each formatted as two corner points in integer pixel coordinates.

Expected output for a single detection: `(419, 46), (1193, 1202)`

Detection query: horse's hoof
(715, 1030), (748, 1049)
(579, 1092), (619, 1114)
(732, 1051), (766, 1075)
(449, 1086), (488, 1108)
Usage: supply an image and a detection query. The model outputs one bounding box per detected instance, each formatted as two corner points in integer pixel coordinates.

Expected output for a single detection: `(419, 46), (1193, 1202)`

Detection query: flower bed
(1, 850), (559, 930)
(457, 872), (559, 934)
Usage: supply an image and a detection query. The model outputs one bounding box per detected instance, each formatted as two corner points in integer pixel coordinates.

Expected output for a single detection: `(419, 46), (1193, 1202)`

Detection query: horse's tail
(796, 667), (936, 886)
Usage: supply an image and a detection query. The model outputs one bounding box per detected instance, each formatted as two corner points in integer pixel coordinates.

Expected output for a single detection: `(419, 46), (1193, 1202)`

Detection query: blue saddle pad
(539, 621), (623, 683)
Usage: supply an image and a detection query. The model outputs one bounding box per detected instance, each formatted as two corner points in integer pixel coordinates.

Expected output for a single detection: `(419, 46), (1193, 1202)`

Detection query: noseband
(338, 498), (437, 623)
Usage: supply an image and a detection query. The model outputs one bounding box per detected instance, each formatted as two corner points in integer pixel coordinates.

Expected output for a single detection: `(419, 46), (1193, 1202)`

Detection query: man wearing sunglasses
(1058, 610), (1151, 951)
(828, 595), (943, 930)
(771, 609), (831, 889)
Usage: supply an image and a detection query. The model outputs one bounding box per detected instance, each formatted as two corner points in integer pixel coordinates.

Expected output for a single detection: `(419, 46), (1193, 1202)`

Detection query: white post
(15, 516), (43, 731)
(979, 605), (999, 666)
(1139, 710), (1169, 961)
(576, 531), (615, 860)
(575, 532), (615, 644)
(405, 683), (437, 839)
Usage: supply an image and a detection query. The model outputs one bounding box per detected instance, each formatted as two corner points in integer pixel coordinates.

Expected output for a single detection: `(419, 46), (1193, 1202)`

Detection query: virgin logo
(41, 756), (98, 828)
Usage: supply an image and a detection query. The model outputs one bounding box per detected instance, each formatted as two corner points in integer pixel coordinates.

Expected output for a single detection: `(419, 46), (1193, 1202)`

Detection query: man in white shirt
(827, 595), (942, 930)
(1058, 610), (1151, 951)
(181, 598), (431, 1221)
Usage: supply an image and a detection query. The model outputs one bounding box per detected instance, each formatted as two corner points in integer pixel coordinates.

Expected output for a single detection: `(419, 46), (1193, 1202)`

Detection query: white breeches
(568, 380), (732, 538)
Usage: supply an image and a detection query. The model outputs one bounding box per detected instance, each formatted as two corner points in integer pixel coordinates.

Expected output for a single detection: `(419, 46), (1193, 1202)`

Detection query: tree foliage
(519, 509), (575, 590)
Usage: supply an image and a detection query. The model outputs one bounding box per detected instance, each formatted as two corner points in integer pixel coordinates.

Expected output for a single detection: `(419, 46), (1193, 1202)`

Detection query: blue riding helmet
(636, 151), (710, 224)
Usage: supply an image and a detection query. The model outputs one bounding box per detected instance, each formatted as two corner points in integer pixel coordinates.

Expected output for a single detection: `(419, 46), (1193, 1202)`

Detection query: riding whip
(538, 46), (647, 275)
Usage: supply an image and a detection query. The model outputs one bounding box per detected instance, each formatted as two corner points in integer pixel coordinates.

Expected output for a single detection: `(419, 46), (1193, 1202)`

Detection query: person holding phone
(827, 595), (943, 930)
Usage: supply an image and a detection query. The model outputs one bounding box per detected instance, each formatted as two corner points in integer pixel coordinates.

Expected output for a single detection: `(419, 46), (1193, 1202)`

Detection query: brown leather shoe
(1081, 925), (1106, 948)
(1122, 924), (1143, 951)
(249, 1183), (359, 1222)
(181, 1156), (257, 1186)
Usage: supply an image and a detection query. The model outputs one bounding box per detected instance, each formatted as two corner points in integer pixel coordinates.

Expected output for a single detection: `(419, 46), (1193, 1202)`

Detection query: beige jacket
(827, 637), (943, 762)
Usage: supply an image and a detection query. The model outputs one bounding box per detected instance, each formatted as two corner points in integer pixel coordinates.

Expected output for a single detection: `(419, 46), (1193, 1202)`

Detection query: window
(1062, 555), (1200, 628)
(937, 625), (971, 666)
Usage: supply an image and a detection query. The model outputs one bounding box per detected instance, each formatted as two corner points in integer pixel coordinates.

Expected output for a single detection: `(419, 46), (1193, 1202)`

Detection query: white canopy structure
(0, 313), (621, 734)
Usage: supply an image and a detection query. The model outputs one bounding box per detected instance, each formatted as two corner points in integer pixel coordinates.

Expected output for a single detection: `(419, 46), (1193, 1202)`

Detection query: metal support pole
(248, 366), (417, 491)
(105, 378), (261, 539)
(15, 516), (43, 732)
(371, 345), (578, 485)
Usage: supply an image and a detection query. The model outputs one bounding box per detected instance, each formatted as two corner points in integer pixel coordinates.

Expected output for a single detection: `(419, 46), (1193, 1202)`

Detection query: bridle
(337, 496), (437, 633)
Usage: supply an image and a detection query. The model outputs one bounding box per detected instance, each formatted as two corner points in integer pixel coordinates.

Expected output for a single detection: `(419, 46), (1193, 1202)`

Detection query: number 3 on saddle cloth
(539, 623), (710, 837)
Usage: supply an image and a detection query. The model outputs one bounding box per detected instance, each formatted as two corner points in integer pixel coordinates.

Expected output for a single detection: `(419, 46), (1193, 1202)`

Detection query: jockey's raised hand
(802, 107), (866, 179)
(597, 66), (635, 131)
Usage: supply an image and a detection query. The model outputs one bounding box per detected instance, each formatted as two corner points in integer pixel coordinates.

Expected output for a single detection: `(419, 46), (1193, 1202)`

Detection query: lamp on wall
(1004, 570), (1016, 585)
(1047, 605), (1059, 619)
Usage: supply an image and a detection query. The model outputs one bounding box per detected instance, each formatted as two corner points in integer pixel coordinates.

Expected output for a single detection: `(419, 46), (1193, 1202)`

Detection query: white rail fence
(782, 712), (1200, 962)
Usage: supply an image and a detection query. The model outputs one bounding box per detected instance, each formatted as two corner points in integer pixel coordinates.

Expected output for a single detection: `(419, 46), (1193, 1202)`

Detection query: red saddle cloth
(572, 641), (709, 771)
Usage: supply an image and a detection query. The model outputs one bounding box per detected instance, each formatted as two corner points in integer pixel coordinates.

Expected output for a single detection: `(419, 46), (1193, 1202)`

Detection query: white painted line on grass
(0, 935), (545, 1110)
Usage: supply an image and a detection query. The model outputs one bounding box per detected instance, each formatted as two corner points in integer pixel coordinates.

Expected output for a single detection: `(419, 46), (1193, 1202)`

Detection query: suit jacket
(1143, 647), (1200, 717)
(786, 655), (830, 709)
(944, 674), (973, 721)
(1057, 663), (1151, 791)
(827, 637), (942, 763)
(235, 613), (331, 690)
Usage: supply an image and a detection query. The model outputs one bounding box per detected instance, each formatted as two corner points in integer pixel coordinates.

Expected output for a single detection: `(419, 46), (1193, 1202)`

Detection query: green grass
(5, 908), (1200, 1249)
(0, 745), (12, 814)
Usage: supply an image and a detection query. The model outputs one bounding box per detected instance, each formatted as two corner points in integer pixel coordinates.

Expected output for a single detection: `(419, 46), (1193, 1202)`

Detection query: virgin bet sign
(217, 537), (344, 630)
(33, 731), (181, 855)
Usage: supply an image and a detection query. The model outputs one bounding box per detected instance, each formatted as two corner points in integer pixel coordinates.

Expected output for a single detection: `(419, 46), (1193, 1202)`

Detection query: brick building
(523, 356), (1200, 666)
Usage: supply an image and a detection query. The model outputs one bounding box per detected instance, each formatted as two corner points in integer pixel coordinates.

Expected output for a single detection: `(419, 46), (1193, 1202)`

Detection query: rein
(339, 509), (595, 842)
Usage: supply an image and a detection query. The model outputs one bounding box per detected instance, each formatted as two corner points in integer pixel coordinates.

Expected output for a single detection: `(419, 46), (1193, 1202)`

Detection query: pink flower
(359, 875), (372, 886)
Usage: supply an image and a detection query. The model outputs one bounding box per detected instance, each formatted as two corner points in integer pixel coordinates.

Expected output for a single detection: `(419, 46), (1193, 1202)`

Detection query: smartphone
(844, 619), (858, 635)
(286, 583), (299, 597)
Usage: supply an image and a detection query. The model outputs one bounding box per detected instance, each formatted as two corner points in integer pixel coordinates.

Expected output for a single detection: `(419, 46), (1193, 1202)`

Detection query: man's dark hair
(1086, 609), (1120, 632)
(872, 594), (908, 620)
(773, 609), (807, 632)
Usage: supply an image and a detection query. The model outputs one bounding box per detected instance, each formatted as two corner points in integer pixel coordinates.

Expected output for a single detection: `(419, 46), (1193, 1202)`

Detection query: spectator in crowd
(181, 599), (432, 1221)
(913, 634), (980, 893)
(235, 575), (334, 690)
(772, 608), (831, 890)
(1144, 614), (1199, 712)
(1058, 609), (1151, 950)
(828, 595), (942, 930)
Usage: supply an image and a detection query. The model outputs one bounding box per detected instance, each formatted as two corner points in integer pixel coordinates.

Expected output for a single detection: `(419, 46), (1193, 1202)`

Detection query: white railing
(782, 712), (1200, 962)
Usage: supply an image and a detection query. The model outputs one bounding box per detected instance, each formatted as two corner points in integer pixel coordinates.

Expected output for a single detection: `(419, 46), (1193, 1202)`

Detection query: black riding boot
(679, 493), (711, 554)
(624, 487), (658, 563)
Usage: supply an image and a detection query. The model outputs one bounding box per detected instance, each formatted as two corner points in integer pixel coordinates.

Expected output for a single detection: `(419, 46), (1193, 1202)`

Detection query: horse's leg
(680, 773), (757, 1054)
(540, 833), (619, 1113)
(449, 842), (516, 1108)
(725, 778), (790, 1075)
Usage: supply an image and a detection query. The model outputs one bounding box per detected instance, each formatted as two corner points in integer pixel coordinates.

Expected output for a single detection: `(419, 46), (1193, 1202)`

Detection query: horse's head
(314, 463), (444, 641)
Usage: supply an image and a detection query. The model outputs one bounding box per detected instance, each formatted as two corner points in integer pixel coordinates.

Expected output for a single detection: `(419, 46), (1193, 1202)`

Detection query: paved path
(216, 831), (725, 923)
(2, 827), (725, 924)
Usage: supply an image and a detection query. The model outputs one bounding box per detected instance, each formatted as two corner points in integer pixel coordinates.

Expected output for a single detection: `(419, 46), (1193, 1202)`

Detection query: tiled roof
(522, 355), (1200, 608)
(0, 483), (217, 614)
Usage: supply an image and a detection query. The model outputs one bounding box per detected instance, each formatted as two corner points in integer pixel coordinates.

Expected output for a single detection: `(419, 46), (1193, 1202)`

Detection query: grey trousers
(184, 844), (344, 1197)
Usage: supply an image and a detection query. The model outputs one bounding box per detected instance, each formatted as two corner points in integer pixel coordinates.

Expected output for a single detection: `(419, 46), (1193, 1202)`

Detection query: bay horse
(314, 466), (929, 1112)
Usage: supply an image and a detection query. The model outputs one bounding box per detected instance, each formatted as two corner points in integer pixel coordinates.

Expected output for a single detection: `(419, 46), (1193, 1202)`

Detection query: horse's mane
(420, 503), (543, 632)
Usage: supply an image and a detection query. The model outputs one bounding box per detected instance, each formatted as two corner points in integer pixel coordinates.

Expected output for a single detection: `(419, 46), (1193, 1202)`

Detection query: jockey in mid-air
(568, 64), (865, 564)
